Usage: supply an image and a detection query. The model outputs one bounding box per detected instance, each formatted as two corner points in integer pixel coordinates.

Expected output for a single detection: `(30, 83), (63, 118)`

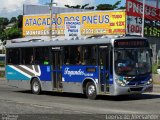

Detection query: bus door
(99, 46), (110, 93)
(51, 47), (62, 90)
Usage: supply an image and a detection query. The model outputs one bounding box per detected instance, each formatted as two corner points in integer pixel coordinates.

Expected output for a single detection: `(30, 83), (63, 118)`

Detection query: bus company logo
(64, 67), (84, 77)
(64, 67), (94, 77)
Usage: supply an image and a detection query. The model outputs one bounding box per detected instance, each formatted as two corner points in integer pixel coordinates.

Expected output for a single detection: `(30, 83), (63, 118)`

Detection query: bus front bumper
(110, 84), (153, 96)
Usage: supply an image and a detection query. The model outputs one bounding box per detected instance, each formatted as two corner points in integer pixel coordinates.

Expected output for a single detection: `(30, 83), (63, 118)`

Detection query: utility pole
(156, 0), (159, 8)
(49, 0), (53, 40)
(49, 0), (57, 40)
(142, 0), (145, 37)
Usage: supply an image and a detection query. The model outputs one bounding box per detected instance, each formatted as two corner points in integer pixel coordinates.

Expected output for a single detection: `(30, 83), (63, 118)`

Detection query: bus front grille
(130, 87), (143, 91)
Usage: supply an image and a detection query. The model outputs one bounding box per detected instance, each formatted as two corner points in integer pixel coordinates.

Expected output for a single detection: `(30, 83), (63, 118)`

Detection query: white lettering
(64, 67), (93, 77)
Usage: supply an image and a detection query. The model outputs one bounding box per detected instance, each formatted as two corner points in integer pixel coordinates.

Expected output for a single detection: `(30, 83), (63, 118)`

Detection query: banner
(64, 21), (81, 38)
(23, 10), (126, 37)
(127, 0), (160, 20)
(126, 0), (160, 37)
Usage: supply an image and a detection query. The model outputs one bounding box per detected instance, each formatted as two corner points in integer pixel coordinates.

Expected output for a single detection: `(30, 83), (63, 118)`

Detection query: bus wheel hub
(88, 85), (95, 95)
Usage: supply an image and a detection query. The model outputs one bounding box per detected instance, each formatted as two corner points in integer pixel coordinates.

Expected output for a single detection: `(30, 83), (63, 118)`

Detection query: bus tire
(31, 79), (41, 95)
(86, 82), (97, 100)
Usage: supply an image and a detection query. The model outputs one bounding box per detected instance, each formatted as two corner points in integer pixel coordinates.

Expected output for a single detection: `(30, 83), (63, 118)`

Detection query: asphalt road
(0, 79), (160, 120)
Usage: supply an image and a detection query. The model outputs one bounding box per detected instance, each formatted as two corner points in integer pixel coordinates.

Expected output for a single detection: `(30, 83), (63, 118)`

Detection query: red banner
(126, 0), (160, 20)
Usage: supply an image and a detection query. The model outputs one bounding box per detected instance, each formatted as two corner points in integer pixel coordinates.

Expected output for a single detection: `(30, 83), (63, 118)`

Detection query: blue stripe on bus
(39, 66), (52, 81)
(6, 66), (30, 80)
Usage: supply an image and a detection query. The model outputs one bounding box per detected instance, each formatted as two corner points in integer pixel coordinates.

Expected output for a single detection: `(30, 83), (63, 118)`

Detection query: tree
(0, 17), (9, 41)
(10, 17), (17, 23)
(0, 17), (9, 26)
(118, 6), (126, 10)
(81, 4), (89, 9)
(0, 16), (22, 41)
(17, 15), (23, 28)
(5, 24), (22, 40)
(96, 4), (113, 10)
(65, 5), (81, 9)
(65, 3), (94, 10)
(112, 0), (122, 10)
(85, 6), (95, 10)
(65, 1), (124, 10)
(0, 31), (7, 41)
(96, 0), (123, 10)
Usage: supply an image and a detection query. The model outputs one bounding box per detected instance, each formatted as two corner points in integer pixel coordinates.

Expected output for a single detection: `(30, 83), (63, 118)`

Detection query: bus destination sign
(114, 39), (149, 48)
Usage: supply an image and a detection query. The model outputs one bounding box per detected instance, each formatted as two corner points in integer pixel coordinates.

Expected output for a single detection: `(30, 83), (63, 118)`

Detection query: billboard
(23, 10), (126, 37)
(126, 0), (160, 37)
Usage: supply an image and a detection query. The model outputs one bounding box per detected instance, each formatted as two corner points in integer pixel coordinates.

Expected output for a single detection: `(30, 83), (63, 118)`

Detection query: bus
(0, 54), (5, 77)
(5, 36), (153, 99)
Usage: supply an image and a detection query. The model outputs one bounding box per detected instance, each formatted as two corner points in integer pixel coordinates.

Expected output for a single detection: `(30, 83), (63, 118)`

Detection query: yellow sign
(23, 10), (126, 36)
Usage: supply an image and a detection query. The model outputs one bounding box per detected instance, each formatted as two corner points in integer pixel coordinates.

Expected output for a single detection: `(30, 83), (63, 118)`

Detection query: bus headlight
(147, 78), (153, 85)
(117, 80), (126, 87)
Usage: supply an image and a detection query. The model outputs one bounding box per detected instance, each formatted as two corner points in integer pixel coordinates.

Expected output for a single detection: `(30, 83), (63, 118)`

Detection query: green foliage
(10, 17), (17, 23)
(0, 31), (7, 40)
(0, 17), (9, 26)
(96, 0), (122, 10)
(118, 6), (126, 10)
(65, 0), (124, 10)
(17, 15), (23, 28)
(0, 71), (5, 78)
(65, 3), (94, 10)
(81, 4), (89, 9)
(0, 15), (22, 41)
(65, 5), (81, 9)
(85, 6), (95, 10)
(112, 0), (121, 9)
(6, 27), (22, 39)
(96, 4), (113, 10)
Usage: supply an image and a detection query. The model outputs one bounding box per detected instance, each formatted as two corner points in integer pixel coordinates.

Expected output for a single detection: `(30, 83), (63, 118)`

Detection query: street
(0, 79), (160, 116)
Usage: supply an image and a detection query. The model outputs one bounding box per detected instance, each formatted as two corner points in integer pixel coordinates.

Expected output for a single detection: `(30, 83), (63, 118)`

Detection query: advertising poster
(23, 10), (126, 36)
(126, 0), (160, 37)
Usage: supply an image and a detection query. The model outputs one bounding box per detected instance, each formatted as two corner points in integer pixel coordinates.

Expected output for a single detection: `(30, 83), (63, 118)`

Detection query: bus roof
(6, 36), (147, 48)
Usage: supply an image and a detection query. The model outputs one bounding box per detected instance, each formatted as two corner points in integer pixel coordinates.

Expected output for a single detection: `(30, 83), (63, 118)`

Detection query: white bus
(5, 36), (153, 99)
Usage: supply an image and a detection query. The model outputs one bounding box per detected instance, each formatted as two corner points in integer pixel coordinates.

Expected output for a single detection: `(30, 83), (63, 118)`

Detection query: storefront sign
(23, 11), (126, 36)
(126, 0), (160, 37)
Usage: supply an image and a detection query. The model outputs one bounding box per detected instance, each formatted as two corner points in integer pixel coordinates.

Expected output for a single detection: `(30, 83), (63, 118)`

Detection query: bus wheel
(31, 79), (41, 95)
(86, 82), (97, 100)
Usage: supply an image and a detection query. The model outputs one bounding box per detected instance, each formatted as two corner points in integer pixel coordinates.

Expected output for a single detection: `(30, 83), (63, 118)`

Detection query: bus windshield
(114, 49), (151, 76)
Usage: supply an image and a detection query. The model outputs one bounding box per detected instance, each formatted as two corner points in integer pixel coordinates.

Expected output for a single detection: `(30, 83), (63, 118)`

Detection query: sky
(0, 0), (126, 19)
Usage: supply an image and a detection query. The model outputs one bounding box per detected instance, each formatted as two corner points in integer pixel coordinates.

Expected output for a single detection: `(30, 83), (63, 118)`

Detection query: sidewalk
(0, 77), (6, 81)
(153, 84), (160, 93)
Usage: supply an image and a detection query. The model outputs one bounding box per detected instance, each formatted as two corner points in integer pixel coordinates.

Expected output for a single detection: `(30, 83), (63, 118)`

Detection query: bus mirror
(149, 49), (153, 57)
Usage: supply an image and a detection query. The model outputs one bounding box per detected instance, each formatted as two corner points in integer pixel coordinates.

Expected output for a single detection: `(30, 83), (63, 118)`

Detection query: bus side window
(7, 48), (20, 65)
(83, 46), (97, 65)
(64, 47), (70, 65)
(35, 47), (50, 65)
(64, 46), (82, 65)
(21, 48), (34, 65)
